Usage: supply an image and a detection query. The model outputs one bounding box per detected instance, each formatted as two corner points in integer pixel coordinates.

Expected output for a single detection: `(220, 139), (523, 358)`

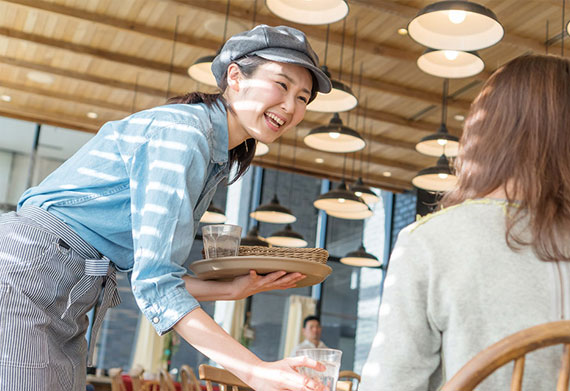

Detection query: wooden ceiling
(0, 0), (565, 192)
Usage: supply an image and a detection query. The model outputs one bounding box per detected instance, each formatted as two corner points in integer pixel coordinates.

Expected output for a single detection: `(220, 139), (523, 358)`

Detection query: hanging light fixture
(304, 113), (365, 153)
(250, 194), (296, 223)
(314, 180), (369, 213)
(340, 244), (382, 267)
(266, 224), (308, 248)
(417, 48), (484, 78)
(416, 79), (460, 157)
(351, 178), (379, 205)
(188, 0), (232, 87)
(200, 201), (228, 224)
(327, 206), (373, 220)
(307, 23), (358, 113)
(255, 141), (269, 157)
(407, 1), (504, 51)
(412, 154), (458, 192)
(240, 226), (270, 247)
(266, 0), (348, 25)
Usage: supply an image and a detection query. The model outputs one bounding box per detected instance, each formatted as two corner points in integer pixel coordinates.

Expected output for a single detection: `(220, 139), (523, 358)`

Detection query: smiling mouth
(264, 112), (286, 129)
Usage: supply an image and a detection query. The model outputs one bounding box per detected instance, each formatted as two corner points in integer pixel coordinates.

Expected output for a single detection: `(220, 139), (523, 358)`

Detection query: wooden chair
(159, 369), (177, 391)
(129, 366), (145, 391)
(180, 365), (202, 391)
(109, 367), (127, 391)
(442, 320), (570, 391)
(337, 370), (361, 391)
(199, 364), (253, 391)
(140, 381), (160, 391)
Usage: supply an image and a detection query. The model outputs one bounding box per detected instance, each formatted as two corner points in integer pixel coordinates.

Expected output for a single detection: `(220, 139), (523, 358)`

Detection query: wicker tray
(238, 246), (329, 264)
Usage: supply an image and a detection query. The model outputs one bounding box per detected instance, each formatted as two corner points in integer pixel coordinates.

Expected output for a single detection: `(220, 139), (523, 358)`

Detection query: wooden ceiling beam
(3, 0), (474, 111)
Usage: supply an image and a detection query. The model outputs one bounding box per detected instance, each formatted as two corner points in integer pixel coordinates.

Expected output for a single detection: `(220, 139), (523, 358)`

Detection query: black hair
(303, 315), (321, 328)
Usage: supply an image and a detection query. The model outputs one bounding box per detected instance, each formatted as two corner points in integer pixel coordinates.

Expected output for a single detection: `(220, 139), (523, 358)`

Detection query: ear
(226, 63), (242, 92)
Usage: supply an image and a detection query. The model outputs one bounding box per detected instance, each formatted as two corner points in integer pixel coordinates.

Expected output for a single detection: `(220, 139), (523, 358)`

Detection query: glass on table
(202, 224), (242, 259)
(296, 348), (342, 390)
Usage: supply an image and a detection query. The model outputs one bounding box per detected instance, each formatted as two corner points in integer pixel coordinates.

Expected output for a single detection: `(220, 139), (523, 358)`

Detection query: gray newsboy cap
(211, 24), (332, 94)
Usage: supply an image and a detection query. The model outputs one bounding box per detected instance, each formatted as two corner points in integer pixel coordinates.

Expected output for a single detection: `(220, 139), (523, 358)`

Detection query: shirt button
(152, 317), (159, 324)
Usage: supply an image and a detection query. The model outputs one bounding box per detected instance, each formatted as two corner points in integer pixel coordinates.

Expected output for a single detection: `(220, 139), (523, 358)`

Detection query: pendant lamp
(407, 1), (504, 51)
(417, 48), (484, 78)
(327, 206), (373, 220)
(255, 141), (269, 157)
(304, 113), (366, 153)
(412, 154), (457, 192)
(266, 224), (308, 247)
(240, 226), (270, 247)
(314, 181), (369, 213)
(188, 0), (231, 87)
(416, 79), (459, 157)
(250, 194), (296, 223)
(340, 244), (382, 267)
(351, 177), (379, 205)
(200, 201), (227, 223)
(266, 0), (348, 25)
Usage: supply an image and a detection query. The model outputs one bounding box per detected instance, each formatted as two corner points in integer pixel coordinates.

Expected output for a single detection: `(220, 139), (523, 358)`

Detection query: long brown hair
(441, 54), (570, 262)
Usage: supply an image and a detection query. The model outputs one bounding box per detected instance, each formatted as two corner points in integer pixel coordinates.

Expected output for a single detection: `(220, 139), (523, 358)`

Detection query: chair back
(140, 381), (160, 391)
(129, 366), (145, 391)
(180, 365), (202, 391)
(109, 367), (127, 391)
(442, 320), (570, 391)
(159, 369), (177, 391)
(337, 370), (361, 391)
(198, 364), (253, 391)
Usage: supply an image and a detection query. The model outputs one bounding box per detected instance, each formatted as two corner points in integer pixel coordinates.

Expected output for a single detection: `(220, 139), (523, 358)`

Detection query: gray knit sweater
(360, 199), (570, 391)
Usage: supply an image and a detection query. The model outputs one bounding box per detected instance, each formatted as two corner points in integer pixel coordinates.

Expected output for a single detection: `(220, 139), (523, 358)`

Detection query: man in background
(291, 315), (328, 357)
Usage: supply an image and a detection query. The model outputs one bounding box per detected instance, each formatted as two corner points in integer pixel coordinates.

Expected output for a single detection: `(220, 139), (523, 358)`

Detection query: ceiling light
(327, 207), (373, 220)
(266, 0), (348, 25)
(417, 49), (484, 78)
(27, 71), (54, 84)
(412, 154), (458, 192)
(188, 54), (218, 87)
(397, 28), (408, 35)
(199, 202), (227, 224)
(240, 226), (269, 247)
(266, 224), (308, 248)
(314, 181), (369, 213)
(250, 194), (296, 224)
(454, 114), (465, 121)
(86, 112), (98, 119)
(340, 244), (382, 267)
(255, 141), (269, 157)
(315, 158), (324, 164)
(307, 71), (358, 113)
(304, 113), (365, 153)
(351, 177), (379, 205)
(1, 95), (11, 102)
(407, 1), (504, 51)
(382, 171), (392, 177)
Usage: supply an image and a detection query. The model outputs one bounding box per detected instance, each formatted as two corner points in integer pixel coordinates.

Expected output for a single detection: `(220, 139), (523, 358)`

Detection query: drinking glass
(296, 348), (342, 390)
(202, 224), (242, 259)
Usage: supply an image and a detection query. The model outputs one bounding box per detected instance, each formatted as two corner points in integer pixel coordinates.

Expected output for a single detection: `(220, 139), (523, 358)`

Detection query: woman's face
(228, 61), (313, 144)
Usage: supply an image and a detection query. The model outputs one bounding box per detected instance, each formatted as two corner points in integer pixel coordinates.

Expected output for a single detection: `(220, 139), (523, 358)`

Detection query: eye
(277, 81), (287, 90)
(298, 96), (308, 104)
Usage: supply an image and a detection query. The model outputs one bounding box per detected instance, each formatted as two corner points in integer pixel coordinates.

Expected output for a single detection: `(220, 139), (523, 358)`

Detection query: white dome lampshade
(304, 113), (365, 153)
(266, 0), (349, 25)
(307, 67), (358, 113)
(417, 49), (484, 78)
(240, 227), (270, 247)
(351, 177), (380, 205)
(200, 202), (227, 224)
(255, 142), (269, 157)
(250, 194), (296, 224)
(314, 181), (369, 213)
(340, 244), (382, 267)
(187, 55), (218, 87)
(412, 154), (458, 192)
(416, 123), (460, 157)
(266, 224), (308, 247)
(326, 206), (373, 220)
(407, 1), (504, 51)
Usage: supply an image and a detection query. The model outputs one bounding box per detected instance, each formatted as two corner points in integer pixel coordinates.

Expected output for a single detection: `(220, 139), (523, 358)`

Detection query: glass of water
(296, 348), (342, 390)
(202, 224), (242, 259)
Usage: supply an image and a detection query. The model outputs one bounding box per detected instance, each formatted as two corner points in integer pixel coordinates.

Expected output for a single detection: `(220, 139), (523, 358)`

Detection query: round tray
(189, 256), (332, 288)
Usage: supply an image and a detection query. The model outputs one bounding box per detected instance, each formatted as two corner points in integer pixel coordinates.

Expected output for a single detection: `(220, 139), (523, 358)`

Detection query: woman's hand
(231, 270), (306, 300)
(247, 357), (328, 391)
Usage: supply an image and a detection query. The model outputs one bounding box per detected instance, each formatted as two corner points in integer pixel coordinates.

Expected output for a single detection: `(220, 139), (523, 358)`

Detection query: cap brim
(252, 48), (332, 94)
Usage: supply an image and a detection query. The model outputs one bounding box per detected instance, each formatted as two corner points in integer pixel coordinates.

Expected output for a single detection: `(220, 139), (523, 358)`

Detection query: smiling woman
(0, 24), (331, 391)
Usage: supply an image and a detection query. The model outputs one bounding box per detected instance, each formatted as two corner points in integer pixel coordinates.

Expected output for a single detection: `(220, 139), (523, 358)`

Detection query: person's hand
(231, 270), (306, 300)
(248, 357), (328, 391)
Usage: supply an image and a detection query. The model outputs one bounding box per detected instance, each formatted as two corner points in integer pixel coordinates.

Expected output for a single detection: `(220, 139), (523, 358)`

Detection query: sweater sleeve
(360, 227), (443, 391)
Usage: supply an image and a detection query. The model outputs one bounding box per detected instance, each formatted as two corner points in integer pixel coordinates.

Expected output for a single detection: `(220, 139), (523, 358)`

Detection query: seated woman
(360, 54), (570, 391)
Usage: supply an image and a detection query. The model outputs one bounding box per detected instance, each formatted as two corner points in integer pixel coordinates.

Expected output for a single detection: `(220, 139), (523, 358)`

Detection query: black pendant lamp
(266, 0), (349, 25)
(307, 23), (358, 113)
(351, 177), (379, 205)
(417, 48), (484, 78)
(416, 79), (459, 157)
(240, 226), (270, 247)
(407, 1), (504, 51)
(412, 153), (457, 192)
(266, 224), (308, 248)
(200, 201), (228, 224)
(304, 113), (365, 153)
(255, 141), (269, 157)
(314, 180), (369, 213)
(188, 0), (231, 87)
(326, 205), (373, 220)
(340, 244), (382, 267)
(250, 194), (296, 224)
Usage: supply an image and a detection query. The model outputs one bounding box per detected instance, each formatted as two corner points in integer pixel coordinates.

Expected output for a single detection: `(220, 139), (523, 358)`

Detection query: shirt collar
(208, 100), (229, 165)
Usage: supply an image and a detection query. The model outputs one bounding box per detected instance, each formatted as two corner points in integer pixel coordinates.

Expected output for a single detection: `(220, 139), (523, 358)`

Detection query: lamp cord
(324, 24), (330, 66)
(562, 0), (566, 56)
(339, 17), (347, 81)
(349, 19), (358, 88)
(222, 0), (231, 43)
(166, 15), (179, 100)
(288, 129), (298, 203)
(131, 73), (139, 113)
(441, 78), (449, 127)
(274, 138), (282, 196)
(358, 63), (365, 178)
(251, 0), (257, 28)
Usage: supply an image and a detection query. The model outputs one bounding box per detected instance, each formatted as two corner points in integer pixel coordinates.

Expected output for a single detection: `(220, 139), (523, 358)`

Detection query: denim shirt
(19, 101), (230, 334)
